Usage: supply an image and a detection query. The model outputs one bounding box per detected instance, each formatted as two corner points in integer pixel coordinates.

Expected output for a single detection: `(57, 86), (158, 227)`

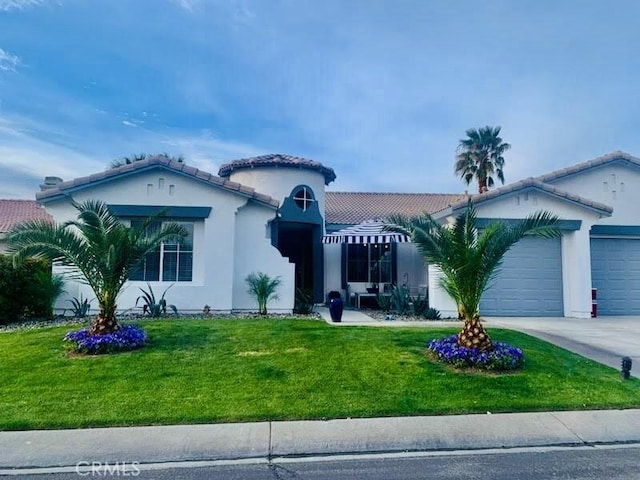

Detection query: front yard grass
(1, 318), (639, 430)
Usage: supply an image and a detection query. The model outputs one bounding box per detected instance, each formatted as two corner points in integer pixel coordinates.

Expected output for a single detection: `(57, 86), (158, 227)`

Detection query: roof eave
(36, 161), (279, 208)
(449, 183), (613, 218)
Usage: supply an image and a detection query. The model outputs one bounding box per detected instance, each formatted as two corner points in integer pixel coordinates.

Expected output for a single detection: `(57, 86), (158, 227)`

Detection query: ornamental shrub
(0, 255), (54, 324)
(63, 324), (147, 355)
(427, 334), (524, 371)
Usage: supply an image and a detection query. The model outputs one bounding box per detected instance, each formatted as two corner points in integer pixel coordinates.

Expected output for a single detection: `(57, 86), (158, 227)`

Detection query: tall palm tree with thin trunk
(455, 126), (510, 194)
(7, 200), (186, 334)
(388, 201), (561, 351)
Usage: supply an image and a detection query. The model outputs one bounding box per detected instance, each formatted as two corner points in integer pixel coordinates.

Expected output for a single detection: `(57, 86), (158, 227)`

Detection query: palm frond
(390, 201), (562, 320)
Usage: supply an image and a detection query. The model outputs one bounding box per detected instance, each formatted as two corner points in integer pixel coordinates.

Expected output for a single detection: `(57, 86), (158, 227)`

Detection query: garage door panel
(480, 237), (563, 316)
(591, 238), (640, 315)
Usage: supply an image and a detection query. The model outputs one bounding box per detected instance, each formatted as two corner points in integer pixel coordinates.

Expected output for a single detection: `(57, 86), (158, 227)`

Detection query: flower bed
(427, 334), (524, 371)
(64, 324), (147, 355)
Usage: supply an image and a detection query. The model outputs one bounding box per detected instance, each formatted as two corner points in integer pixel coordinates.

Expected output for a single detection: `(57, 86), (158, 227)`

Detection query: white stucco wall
(428, 189), (607, 319)
(42, 168), (293, 315)
(323, 243), (343, 300)
(232, 203), (295, 312)
(428, 265), (458, 318)
(227, 167), (327, 226)
(546, 163), (639, 226)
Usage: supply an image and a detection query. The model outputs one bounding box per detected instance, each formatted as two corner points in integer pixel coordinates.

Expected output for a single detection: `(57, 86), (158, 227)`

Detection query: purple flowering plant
(427, 334), (524, 371)
(63, 324), (147, 355)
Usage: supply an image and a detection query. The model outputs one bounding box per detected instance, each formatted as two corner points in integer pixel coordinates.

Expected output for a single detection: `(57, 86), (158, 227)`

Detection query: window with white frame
(292, 186), (315, 211)
(129, 221), (194, 282)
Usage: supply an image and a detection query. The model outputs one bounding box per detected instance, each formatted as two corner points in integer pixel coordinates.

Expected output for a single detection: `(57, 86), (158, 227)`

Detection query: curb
(2, 409), (640, 470)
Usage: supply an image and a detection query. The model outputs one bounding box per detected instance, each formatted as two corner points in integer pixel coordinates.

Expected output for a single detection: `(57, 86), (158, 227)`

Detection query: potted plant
(328, 290), (343, 322)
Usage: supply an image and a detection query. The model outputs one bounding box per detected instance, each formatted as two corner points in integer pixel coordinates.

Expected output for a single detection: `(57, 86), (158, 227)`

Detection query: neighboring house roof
(218, 154), (337, 185)
(36, 155), (280, 209)
(536, 150), (640, 183)
(0, 199), (53, 234)
(438, 178), (613, 217)
(325, 192), (467, 225)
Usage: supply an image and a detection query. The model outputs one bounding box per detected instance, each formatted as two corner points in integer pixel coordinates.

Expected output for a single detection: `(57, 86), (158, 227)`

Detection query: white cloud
(0, 48), (19, 71)
(170, 0), (199, 12)
(0, 0), (47, 11)
(158, 129), (265, 174)
(0, 115), (104, 198)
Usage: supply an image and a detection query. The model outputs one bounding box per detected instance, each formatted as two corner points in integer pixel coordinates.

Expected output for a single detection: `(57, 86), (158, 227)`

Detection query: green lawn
(1, 318), (639, 430)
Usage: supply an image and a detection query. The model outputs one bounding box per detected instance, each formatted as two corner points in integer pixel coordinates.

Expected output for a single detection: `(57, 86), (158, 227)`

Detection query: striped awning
(322, 219), (411, 244)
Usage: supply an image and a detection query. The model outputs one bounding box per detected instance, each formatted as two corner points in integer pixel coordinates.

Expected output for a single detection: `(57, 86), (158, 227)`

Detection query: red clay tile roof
(0, 199), (53, 233)
(325, 192), (467, 225)
(218, 154), (337, 185)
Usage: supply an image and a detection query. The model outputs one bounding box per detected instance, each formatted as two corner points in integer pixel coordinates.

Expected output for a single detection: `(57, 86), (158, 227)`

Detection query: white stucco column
(561, 228), (593, 318)
(428, 265), (458, 318)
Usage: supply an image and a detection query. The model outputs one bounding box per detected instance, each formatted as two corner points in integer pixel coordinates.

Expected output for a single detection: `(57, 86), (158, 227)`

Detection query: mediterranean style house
(3, 150), (639, 318)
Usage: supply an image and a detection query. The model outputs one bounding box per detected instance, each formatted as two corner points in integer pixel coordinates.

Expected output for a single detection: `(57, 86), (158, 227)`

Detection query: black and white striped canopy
(322, 219), (411, 244)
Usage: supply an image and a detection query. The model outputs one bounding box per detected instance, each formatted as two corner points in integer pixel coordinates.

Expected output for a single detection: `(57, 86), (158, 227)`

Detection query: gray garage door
(480, 237), (563, 316)
(590, 238), (640, 315)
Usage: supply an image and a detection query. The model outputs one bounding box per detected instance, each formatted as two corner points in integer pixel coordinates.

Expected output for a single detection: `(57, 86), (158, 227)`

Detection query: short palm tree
(245, 272), (281, 315)
(7, 200), (186, 334)
(455, 126), (510, 194)
(110, 153), (184, 169)
(388, 201), (562, 351)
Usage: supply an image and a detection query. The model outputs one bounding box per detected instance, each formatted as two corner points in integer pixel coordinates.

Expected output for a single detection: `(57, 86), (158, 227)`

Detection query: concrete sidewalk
(1, 410), (640, 471)
(317, 307), (459, 327)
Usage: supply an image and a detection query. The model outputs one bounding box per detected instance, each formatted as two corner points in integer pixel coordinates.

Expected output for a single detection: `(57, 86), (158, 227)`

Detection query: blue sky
(1, 0), (639, 199)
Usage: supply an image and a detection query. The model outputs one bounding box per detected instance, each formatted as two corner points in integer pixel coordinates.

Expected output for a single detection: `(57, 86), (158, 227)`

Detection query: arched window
(291, 185), (315, 212)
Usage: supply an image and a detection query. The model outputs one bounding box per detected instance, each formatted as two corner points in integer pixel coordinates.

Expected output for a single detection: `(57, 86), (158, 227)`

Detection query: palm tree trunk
(90, 308), (120, 335)
(458, 316), (492, 351)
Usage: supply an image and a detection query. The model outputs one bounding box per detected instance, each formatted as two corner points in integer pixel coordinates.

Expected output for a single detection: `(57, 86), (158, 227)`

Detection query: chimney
(40, 176), (63, 191)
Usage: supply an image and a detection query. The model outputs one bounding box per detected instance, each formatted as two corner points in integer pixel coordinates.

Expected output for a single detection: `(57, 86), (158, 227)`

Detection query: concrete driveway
(484, 316), (640, 378)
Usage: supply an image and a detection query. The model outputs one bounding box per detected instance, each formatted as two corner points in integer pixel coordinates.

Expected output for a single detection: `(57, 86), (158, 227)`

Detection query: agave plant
(67, 294), (93, 318)
(135, 283), (178, 317)
(245, 272), (281, 315)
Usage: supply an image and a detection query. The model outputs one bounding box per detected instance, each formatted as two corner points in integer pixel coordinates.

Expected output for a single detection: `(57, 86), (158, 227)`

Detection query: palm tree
(245, 272), (281, 315)
(7, 200), (187, 334)
(388, 201), (561, 351)
(455, 126), (510, 194)
(110, 153), (185, 169)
